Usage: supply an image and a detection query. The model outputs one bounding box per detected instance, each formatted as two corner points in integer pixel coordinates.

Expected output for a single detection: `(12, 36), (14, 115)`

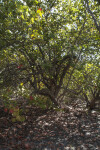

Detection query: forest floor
(0, 100), (100, 150)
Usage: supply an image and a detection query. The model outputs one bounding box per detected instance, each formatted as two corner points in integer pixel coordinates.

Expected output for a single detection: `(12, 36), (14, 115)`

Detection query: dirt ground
(0, 101), (100, 150)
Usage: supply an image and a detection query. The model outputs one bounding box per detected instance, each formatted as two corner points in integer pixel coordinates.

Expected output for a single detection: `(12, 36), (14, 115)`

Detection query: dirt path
(0, 105), (100, 150)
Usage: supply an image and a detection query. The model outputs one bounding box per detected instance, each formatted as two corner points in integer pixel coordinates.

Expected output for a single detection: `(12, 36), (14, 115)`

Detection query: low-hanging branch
(84, 0), (100, 33)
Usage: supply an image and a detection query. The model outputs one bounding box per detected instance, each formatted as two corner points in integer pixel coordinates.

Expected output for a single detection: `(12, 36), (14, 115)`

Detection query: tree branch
(84, 0), (100, 33)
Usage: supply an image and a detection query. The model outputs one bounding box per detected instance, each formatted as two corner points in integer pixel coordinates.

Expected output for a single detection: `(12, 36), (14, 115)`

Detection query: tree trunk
(89, 99), (96, 110)
(49, 95), (59, 107)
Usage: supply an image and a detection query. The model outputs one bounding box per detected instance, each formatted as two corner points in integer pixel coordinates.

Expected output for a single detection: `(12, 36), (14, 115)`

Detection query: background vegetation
(0, 0), (100, 121)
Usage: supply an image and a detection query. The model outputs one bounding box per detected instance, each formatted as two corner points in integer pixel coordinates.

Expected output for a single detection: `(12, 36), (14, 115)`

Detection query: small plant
(4, 105), (25, 122)
(28, 95), (53, 109)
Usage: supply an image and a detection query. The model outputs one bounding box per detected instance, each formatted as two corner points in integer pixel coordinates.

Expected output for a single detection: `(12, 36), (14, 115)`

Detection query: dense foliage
(0, 0), (100, 117)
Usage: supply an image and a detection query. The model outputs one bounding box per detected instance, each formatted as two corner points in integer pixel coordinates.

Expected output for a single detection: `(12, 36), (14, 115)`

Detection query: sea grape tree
(0, 0), (99, 107)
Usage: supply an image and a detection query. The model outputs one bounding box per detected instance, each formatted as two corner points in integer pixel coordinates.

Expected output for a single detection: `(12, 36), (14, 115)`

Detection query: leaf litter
(0, 101), (100, 150)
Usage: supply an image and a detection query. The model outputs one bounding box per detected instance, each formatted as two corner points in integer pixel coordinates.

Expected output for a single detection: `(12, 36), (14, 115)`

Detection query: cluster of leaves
(0, 0), (100, 119)
(67, 61), (100, 109)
